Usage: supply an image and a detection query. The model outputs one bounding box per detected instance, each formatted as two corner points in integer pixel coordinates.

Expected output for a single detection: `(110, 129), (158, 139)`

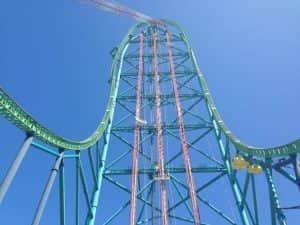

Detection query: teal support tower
(0, 21), (299, 225)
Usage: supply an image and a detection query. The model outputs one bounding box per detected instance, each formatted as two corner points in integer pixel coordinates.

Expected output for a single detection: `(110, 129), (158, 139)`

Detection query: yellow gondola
(247, 164), (263, 174)
(232, 155), (249, 169)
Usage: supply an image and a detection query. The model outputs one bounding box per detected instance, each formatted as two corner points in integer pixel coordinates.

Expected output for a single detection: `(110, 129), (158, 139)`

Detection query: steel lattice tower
(0, 21), (299, 225)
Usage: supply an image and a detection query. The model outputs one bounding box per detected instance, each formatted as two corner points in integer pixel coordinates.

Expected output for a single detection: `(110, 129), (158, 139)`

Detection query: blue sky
(0, 0), (300, 224)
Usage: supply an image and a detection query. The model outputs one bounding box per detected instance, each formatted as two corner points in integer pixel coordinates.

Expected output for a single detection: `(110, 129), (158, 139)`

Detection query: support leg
(32, 151), (64, 225)
(0, 135), (33, 203)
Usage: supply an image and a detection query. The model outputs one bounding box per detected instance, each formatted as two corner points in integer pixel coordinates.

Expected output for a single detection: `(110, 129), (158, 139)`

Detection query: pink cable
(129, 33), (144, 225)
(166, 32), (202, 225)
(153, 33), (169, 225)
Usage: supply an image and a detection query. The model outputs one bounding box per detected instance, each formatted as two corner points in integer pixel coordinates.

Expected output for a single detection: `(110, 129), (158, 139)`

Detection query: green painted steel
(168, 21), (300, 157)
(0, 22), (144, 151)
(0, 21), (299, 156)
(86, 43), (129, 225)
(0, 19), (299, 225)
(265, 160), (287, 225)
(208, 106), (250, 225)
(59, 152), (66, 225)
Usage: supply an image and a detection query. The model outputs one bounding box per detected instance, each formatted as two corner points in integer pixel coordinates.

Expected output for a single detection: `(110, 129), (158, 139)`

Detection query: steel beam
(0, 135), (33, 203)
(32, 151), (64, 225)
(59, 150), (66, 225)
(265, 159), (287, 225)
(86, 43), (129, 225)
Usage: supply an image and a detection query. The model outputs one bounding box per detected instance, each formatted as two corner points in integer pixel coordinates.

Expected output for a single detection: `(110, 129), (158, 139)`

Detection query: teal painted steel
(78, 157), (93, 216)
(208, 107), (250, 225)
(31, 141), (60, 157)
(59, 151), (66, 225)
(86, 43), (129, 225)
(75, 153), (80, 225)
(197, 196), (237, 225)
(0, 20), (299, 157)
(251, 175), (259, 225)
(265, 159), (287, 225)
(0, 20), (298, 225)
(102, 180), (155, 225)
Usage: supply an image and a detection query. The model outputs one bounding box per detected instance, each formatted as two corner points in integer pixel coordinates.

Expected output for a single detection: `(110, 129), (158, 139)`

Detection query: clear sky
(0, 0), (300, 224)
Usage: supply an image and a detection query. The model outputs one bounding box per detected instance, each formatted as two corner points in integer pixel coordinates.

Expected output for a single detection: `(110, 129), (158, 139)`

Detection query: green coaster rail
(0, 22), (143, 151)
(0, 21), (299, 157)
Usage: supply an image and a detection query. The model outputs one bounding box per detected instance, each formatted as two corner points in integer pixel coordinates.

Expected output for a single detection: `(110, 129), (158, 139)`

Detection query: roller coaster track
(0, 20), (299, 157)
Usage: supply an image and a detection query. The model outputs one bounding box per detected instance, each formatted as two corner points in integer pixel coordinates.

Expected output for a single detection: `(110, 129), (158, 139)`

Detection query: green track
(0, 21), (299, 157)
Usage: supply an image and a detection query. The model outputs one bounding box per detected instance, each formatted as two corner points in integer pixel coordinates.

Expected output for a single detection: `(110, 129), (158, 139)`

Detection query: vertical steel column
(86, 43), (130, 225)
(189, 48), (250, 225)
(153, 32), (169, 225)
(59, 149), (66, 225)
(290, 154), (300, 189)
(0, 135), (33, 203)
(32, 151), (64, 225)
(265, 158), (287, 225)
(129, 32), (144, 225)
(251, 175), (259, 225)
(75, 151), (80, 225)
(209, 110), (250, 225)
(166, 32), (201, 225)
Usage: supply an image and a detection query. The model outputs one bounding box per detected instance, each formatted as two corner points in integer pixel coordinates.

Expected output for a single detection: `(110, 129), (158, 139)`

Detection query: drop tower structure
(0, 21), (299, 225)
